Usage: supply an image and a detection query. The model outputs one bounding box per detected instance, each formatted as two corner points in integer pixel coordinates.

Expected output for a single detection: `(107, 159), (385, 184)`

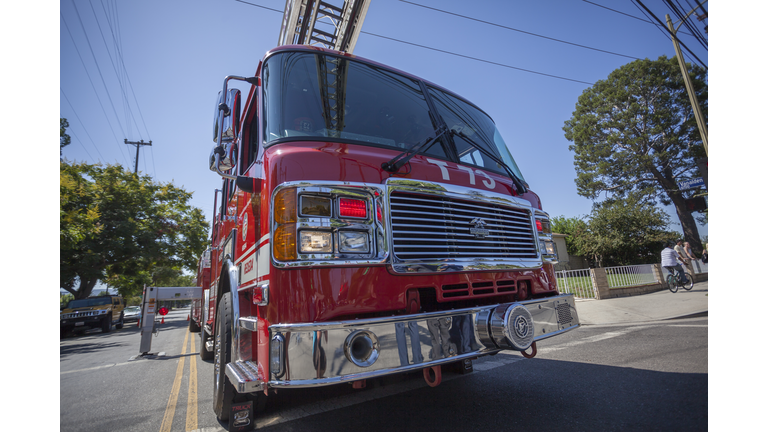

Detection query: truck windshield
(262, 50), (525, 182)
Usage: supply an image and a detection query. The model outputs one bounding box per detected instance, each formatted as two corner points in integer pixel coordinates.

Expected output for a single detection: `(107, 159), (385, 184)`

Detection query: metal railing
(604, 264), (659, 288)
(556, 269), (597, 299)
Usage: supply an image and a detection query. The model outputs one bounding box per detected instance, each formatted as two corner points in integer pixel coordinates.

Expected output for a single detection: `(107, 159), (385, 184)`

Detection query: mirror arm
(235, 176), (262, 194)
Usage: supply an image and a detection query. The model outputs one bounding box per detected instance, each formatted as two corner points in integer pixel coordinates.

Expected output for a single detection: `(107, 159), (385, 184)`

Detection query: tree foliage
(559, 194), (679, 268)
(60, 118), (71, 156)
(562, 55), (707, 254)
(551, 215), (588, 258)
(60, 161), (208, 299)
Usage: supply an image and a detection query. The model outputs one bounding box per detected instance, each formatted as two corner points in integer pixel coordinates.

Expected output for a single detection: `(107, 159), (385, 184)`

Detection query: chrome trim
(224, 260), (242, 362)
(271, 182), (389, 268)
(225, 360), (264, 393)
(385, 178), (543, 274)
(534, 210), (558, 264)
(257, 294), (579, 388)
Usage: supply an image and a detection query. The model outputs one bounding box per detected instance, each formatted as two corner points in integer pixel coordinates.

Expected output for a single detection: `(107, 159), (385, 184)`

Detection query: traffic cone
(161, 316), (165, 324)
(187, 314), (190, 321)
(137, 319), (140, 327)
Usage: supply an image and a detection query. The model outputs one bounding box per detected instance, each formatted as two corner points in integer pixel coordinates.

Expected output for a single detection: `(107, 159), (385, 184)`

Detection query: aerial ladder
(278, 0), (371, 54)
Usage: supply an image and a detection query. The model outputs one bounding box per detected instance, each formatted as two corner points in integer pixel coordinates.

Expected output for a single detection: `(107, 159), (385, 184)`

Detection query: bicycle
(664, 266), (694, 293)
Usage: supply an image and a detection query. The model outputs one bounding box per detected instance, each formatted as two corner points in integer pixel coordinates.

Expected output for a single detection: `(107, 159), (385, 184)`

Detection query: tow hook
(521, 341), (537, 359)
(423, 365), (442, 387)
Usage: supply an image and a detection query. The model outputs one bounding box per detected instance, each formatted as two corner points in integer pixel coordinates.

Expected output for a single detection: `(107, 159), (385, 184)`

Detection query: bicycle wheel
(683, 272), (694, 290)
(667, 274), (678, 293)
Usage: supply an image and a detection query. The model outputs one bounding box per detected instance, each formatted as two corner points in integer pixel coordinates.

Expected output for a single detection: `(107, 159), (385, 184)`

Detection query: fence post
(652, 264), (664, 284)
(590, 268), (610, 300)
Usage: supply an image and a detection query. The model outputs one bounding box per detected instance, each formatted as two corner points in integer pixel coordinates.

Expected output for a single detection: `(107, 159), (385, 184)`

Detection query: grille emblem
(513, 315), (529, 338)
(469, 217), (490, 239)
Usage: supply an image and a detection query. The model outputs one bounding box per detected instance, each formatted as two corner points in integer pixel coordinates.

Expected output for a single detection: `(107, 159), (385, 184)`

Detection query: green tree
(60, 161), (208, 300)
(572, 194), (678, 268)
(60, 118), (71, 156)
(551, 215), (588, 258)
(563, 55), (707, 255)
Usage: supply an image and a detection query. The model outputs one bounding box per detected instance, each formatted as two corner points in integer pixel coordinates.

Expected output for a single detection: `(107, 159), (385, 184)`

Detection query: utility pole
(665, 13), (708, 157)
(124, 139), (152, 174)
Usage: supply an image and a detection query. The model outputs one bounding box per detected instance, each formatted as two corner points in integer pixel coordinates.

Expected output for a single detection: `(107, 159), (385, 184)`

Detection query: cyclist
(662, 241), (689, 284)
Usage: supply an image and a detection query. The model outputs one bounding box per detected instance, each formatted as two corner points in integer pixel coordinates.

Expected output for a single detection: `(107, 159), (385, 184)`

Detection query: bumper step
(225, 360), (264, 393)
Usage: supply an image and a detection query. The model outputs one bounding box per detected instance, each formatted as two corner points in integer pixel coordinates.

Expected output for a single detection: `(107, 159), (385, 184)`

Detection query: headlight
(299, 231), (332, 253)
(339, 231), (369, 253)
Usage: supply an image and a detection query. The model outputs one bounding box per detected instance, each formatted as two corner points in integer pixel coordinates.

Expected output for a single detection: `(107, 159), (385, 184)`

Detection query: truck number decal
(426, 159), (495, 189)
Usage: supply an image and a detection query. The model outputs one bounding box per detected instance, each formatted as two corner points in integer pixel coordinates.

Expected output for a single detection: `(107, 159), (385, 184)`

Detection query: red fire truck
(195, 43), (580, 423)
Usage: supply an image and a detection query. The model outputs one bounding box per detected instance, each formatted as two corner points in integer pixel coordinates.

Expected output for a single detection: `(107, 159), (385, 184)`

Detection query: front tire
(683, 272), (694, 291)
(213, 295), (236, 422)
(667, 274), (678, 293)
(102, 314), (113, 332)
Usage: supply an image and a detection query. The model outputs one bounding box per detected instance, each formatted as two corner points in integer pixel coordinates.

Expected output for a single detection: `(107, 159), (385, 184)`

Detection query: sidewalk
(574, 280), (708, 325)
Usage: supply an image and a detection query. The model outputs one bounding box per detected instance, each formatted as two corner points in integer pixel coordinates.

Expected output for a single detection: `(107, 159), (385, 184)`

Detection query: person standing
(684, 242), (695, 260)
(674, 240), (690, 264)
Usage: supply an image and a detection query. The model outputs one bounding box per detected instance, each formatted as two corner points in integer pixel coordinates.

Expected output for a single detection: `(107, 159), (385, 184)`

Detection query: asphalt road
(60, 309), (708, 432)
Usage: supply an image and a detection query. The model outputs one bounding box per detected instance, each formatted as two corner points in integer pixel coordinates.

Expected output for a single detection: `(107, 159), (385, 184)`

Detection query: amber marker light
(274, 188), (297, 224)
(274, 224), (297, 261)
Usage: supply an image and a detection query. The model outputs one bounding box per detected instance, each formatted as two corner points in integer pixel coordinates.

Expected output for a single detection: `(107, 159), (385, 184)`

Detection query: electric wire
(631, 0), (707, 70)
(233, 0), (594, 85)
(86, 0), (144, 142)
(398, 0), (643, 61)
(70, 0), (128, 138)
(61, 12), (131, 166)
(61, 88), (107, 163)
(581, 0), (694, 37)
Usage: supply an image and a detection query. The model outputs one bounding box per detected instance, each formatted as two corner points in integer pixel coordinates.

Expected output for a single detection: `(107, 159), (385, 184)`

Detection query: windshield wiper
(382, 126), (448, 173)
(450, 128), (528, 195)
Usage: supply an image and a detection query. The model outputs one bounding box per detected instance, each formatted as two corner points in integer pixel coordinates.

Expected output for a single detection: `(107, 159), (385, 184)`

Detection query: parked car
(123, 306), (142, 323)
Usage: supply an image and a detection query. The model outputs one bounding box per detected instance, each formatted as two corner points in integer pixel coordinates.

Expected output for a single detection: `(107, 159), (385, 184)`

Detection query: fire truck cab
(200, 43), (580, 423)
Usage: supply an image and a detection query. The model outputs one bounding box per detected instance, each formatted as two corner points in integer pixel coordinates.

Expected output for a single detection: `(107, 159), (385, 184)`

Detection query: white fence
(555, 269), (597, 299)
(557, 260), (708, 299)
(604, 264), (658, 288)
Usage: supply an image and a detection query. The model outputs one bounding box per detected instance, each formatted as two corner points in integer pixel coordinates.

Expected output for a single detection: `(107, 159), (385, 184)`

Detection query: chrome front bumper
(231, 294), (579, 391)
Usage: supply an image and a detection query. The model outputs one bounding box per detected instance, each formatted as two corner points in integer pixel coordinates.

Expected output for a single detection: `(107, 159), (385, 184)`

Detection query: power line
(233, 0), (594, 85)
(581, 0), (694, 37)
(70, 0), (129, 138)
(61, 88), (107, 162)
(632, 0), (707, 70)
(361, 32), (595, 85)
(398, 0), (643, 61)
(61, 12), (131, 166)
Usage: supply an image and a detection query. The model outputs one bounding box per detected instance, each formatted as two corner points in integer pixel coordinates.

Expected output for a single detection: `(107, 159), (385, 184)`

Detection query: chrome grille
(389, 191), (538, 261)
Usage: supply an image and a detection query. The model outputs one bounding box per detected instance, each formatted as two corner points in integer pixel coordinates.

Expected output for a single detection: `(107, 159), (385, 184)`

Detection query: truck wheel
(102, 314), (112, 333)
(115, 313), (125, 329)
(189, 318), (200, 332)
(200, 326), (213, 360)
(213, 295), (236, 422)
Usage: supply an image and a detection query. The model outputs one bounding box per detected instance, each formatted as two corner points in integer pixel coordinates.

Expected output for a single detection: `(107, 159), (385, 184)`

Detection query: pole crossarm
(124, 139), (152, 174)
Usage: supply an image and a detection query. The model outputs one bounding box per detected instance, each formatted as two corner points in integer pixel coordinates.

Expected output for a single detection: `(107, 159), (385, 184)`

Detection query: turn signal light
(274, 188), (297, 224)
(274, 224), (297, 261)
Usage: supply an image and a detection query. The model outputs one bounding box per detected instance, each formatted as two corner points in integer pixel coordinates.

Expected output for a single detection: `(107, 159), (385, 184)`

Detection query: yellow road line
(159, 330), (189, 432)
(186, 333), (198, 431)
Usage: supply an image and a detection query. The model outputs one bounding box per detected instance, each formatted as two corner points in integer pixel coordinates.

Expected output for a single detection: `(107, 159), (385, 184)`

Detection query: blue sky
(56, 0), (711, 239)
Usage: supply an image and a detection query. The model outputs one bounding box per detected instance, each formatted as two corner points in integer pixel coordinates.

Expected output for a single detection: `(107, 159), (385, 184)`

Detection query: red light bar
(536, 220), (543, 232)
(339, 198), (367, 218)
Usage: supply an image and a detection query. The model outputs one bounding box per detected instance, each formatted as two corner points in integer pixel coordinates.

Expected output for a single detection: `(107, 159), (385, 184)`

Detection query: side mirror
(209, 143), (237, 174)
(213, 89), (241, 143)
